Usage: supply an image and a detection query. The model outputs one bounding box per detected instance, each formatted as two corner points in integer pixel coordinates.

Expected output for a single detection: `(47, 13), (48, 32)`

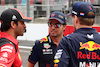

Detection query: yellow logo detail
(54, 64), (58, 67)
(54, 59), (59, 63)
(40, 36), (48, 43)
(80, 41), (100, 51)
(18, 53), (22, 60)
(59, 15), (63, 19)
(31, 49), (33, 51)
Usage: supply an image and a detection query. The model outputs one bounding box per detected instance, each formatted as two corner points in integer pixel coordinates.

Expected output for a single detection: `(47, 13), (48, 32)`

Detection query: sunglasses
(48, 22), (63, 28)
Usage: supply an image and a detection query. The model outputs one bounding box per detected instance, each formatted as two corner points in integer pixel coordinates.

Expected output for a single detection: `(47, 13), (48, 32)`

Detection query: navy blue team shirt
(54, 28), (100, 67)
(28, 35), (57, 67)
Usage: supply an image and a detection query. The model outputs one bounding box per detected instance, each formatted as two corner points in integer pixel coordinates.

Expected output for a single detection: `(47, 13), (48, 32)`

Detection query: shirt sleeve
(53, 37), (70, 67)
(0, 44), (16, 67)
(28, 40), (40, 64)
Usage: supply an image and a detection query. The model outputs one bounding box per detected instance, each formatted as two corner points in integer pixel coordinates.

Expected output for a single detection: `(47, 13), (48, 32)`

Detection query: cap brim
(66, 13), (72, 17)
(12, 8), (32, 22)
(20, 17), (32, 22)
(49, 17), (65, 24)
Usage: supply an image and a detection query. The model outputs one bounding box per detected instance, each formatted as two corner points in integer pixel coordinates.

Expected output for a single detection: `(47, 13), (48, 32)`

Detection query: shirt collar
(0, 32), (19, 45)
(48, 35), (64, 45)
(74, 28), (98, 34)
(47, 35), (52, 43)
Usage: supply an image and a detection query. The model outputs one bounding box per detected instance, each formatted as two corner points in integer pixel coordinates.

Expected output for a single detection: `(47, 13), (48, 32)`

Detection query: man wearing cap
(53, 1), (100, 67)
(27, 11), (67, 67)
(0, 8), (32, 67)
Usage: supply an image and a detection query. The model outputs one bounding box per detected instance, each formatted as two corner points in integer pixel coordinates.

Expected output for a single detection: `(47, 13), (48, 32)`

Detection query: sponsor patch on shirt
(44, 43), (51, 49)
(0, 63), (7, 67)
(40, 36), (48, 43)
(54, 49), (63, 59)
(43, 49), (53, 54)
(1, 45), (13, 53)
(77, 41), (100, 67)
(0, 57), (8, 62)
(2, 52), (8, 58)
(79, 62), (100, 67)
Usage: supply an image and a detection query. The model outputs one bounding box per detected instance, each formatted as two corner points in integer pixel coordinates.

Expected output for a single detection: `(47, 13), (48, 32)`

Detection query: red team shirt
(0, 32), (22, 67)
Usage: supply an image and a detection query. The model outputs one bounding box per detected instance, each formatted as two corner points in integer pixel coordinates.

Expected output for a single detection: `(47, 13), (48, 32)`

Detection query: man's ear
(75, 15), (79, 24)
(10, 21), (16, 29)
(64, 24), (66, 29)
(63, 24), (67, 31)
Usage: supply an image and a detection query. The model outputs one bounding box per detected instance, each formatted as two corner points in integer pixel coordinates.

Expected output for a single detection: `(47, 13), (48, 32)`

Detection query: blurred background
(0, 0), (100, 25)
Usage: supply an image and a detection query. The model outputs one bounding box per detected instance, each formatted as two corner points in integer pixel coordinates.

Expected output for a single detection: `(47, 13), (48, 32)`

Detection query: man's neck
(50, 35), (63, 46)
(76, 25), (92, 30)
(4, 30), (17, 39)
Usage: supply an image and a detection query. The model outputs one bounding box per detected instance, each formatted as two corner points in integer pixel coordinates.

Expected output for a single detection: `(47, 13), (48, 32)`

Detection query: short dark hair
(78, 11), (95, 26)
(1, 21), (18, 32)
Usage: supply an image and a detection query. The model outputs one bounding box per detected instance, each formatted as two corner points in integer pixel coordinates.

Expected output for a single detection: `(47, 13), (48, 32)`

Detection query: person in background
(0, 8), (32, 67)
(27, 11), (67, 67)
(53, 1), (100, 67)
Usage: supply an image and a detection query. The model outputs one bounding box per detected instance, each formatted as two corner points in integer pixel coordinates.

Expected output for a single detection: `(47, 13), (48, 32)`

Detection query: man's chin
(18, 34), (24, 36)
(50, 34), (57, 37)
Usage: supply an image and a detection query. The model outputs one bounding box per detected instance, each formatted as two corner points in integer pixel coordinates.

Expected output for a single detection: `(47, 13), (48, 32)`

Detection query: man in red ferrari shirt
(0, 8), (32, 67)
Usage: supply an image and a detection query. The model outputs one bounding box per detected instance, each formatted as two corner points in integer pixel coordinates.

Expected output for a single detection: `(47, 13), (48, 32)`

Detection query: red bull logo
(54, 59), (59, 63)
(51, 14), (55, 17)
(80, 41), (100, 51)
(78, 41), (100, 66)
(54, 64), (58, 67)
(54, 59), (59, 67)
(78, 41), (100, 60)
(40, 36), (48, 43)
(77, 51), (100, 60)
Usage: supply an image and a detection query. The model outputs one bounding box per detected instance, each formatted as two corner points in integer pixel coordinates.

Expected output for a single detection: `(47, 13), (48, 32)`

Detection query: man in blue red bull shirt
(53, 1), (100, 67)
(27, 11), (67, 67)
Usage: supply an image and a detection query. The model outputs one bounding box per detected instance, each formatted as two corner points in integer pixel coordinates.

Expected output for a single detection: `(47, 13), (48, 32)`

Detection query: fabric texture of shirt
(54, 28), (100, 67)
(0, 32), (22, 67)
(28, 35), (57, 67)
